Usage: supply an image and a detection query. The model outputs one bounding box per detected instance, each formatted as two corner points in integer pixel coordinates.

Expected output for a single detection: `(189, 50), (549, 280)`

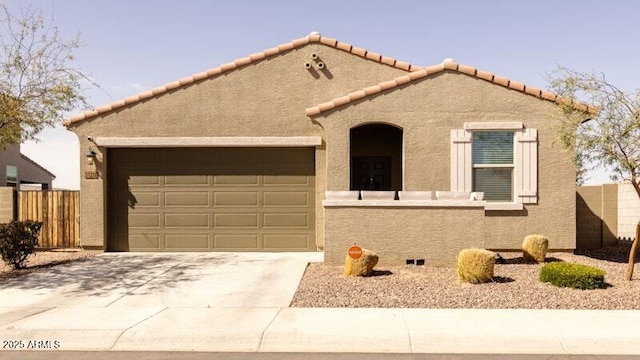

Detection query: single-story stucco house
(64, 32), (591, 265)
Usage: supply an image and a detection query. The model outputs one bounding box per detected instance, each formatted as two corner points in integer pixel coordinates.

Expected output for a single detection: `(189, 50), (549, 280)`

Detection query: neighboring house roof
(20, 152), (56, 179)
(305, 58), (596, 116)
(64, 32), (421, 126)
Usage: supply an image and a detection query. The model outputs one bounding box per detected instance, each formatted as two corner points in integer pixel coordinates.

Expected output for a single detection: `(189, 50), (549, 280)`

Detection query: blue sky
(5, 0), (640, 189)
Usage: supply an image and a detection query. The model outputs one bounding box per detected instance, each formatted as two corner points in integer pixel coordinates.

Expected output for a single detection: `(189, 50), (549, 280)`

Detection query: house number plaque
(84, 171), (99, 179)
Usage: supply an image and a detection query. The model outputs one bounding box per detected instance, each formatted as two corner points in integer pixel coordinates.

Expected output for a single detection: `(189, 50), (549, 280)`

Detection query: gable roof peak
(65, 32), (419, 126)
(306, 59), (596, 116)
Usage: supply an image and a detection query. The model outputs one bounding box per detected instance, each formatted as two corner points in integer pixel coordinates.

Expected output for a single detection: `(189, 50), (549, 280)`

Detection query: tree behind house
(0, 3), (89, 147)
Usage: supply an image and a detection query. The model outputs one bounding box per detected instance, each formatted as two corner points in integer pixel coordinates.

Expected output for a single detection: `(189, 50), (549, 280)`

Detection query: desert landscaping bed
(0, 250), (94, 282)
(291, 243), (640, 310)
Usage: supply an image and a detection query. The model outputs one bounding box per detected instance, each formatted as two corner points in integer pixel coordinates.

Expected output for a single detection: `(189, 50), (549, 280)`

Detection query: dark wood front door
(351, 156), (391, 190)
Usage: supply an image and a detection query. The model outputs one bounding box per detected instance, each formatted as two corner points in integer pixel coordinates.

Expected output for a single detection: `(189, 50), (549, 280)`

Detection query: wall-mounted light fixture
(86, 148), (97, 165)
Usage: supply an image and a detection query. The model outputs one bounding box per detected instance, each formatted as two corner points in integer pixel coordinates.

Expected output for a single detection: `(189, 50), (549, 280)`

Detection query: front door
(351, 156), (391, 190)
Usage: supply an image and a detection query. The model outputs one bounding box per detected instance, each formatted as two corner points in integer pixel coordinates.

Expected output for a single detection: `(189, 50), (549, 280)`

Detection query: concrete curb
(2, 308), (639, 354)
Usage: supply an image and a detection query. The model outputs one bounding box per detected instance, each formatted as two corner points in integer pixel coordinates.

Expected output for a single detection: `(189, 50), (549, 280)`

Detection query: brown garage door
(107, 147), (315, 251)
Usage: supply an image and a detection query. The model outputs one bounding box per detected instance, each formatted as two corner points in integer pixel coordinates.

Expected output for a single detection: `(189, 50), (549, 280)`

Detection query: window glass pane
(472, 132), (513, 164)
(6, 166), (17, 183)
(473, 168), (513, 201)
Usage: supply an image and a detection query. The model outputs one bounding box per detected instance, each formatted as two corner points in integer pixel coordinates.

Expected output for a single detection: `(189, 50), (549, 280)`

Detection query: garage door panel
(263, 175), (311, 185)
(263, 213), (309, 228)
(214, 175), (259, 186)
(213, 213), (259, 228)
(263, 234), (310, 249)
(214, 192), (259, 207)
(165, 213), (209, 228)
(165, 192), (210, 206)
(261, 148), (312, 163)
(263, 192), (310, 207)
(165, 175), (209, 186)
(209, 149), (259, 164)
(214, 234), (259, 249)
(116, 149), (161, 168)
(129, 176), (161, 186)
(129, 234), (160, 249)
(165, 234), (209, 249)
(108, 147), (315, 251)
(129, 213), (161, 228)
(163, 149), (219, 165)
(132, 192), (160, 207)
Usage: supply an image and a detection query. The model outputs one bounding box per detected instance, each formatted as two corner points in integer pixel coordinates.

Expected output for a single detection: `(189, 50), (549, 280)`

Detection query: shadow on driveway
(0, 253), (253, 297)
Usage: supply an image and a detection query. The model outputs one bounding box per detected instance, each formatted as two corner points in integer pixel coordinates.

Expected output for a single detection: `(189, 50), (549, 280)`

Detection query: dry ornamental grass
(291, 243), (640, 310)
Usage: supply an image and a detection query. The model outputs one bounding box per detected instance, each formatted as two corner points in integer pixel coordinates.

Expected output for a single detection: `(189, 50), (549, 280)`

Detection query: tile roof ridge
(64, 32), (420, 126)
(305, 58), (596, 116)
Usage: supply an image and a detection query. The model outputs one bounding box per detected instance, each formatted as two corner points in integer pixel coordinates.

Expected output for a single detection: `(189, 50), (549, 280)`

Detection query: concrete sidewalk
(1, 307), (639, 354)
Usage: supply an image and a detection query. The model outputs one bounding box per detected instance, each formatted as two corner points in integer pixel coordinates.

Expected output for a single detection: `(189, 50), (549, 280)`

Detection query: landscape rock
(344, 249), (379, 277)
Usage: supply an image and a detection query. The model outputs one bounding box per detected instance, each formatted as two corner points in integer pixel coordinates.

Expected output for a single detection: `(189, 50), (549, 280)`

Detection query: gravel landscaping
(0, 250), (95, 282)
(291, 242), (640, 309)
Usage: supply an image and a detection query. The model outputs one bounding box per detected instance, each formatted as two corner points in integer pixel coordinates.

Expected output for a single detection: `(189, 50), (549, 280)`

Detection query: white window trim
(485, 202), (524, 211)
(451, 122), (538, 209)
(464, 122), (524, 130)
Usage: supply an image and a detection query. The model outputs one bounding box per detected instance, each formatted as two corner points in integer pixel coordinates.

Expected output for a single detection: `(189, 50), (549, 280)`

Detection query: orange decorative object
(348, 245), (363, 259)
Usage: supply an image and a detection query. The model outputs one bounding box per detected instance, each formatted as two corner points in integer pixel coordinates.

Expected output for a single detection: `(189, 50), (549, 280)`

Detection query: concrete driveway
(0, 252), (322, 308)
(0, 252), (325, 352)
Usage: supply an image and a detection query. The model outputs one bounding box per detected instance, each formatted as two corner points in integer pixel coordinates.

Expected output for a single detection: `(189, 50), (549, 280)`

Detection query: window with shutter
(450, 123), (538, 207)
(472, 131), (514, 202)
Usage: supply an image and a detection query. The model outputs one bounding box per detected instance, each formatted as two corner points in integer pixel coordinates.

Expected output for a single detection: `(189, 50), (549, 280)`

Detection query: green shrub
(0, 220), (43, 269)
(539, 262), (606, 290)
(522, 234), (548, 263)
(456, 248), (495, 284)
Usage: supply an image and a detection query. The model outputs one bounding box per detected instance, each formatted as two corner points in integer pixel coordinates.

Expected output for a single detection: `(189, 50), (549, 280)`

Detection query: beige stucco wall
(314, 71), (576, 260)
(577, 183), (638, 246)
(324, 206), (485, 266)
(67, 43), (409, 249)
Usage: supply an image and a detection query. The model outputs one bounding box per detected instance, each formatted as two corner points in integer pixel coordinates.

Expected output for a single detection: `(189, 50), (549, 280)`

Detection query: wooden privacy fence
(17, 191), (80, 248)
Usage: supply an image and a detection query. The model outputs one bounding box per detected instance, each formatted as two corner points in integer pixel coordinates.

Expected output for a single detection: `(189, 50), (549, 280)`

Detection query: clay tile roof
(65, 32), (421, 126)
(306, 58), (596, 116)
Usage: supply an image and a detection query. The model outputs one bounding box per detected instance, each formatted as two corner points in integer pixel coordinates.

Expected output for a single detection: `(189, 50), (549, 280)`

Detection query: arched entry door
(350, 124), (403, 191)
